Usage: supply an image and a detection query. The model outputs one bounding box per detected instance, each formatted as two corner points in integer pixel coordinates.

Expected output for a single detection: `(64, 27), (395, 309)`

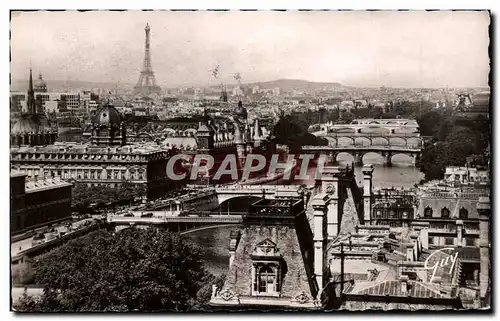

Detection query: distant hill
(205, 79), (343, 92)
(245, 79), (343, 91)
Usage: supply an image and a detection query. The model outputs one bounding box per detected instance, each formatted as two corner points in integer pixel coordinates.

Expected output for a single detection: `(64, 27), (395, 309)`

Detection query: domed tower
(90, 103), (126, 146)
(33, 73), (48, 93)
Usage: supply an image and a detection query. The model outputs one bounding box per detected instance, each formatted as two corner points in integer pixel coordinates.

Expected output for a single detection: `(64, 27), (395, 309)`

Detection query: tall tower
(26, 67), (35, 114)
(133, 23), (162, 96)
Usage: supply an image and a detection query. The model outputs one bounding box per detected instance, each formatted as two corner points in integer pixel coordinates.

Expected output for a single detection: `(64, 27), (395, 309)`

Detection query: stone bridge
(318, 118), (420, 134)
(301, 145), (421, 167)
(313, 118), (423, 149)
(319, 133), (423, 149)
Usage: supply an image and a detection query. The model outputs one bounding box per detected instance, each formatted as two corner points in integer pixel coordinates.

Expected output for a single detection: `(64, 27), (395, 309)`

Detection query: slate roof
(348, 280), (448, 299)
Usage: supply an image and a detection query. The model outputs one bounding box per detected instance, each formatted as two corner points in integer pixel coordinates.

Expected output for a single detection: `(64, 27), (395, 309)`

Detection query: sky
(10, 10), (490, 88)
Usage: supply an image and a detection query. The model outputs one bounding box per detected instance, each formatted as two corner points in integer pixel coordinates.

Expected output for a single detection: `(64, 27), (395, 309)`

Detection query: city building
(210, 198), (320, 309)
(444, 166), (489, 185)
(11, 172), (72, 234)
(10, 103), (178, 199)
(160, 101), (272, 184)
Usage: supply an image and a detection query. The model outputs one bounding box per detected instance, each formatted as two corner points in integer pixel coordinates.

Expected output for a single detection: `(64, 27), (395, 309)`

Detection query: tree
(416, 110), (442, 136)
(272, 115), (326, 151)
(368, 106), (383, 119)
(16, 229), (210, 312)
(72, 182), (147, 213)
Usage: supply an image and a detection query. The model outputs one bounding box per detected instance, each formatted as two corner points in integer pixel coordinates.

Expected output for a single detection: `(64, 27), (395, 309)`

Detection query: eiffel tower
(133, 23), (162, 96)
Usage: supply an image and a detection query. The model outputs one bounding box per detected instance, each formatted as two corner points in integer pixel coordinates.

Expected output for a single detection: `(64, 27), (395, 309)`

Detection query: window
(445, 237), (454, 245)
(441, 207), (450, 218)
(466, 238), (475, 246)
(424, 207), (433, 218)
(254, 265), (278, 295)
(459, 207), (468, 219)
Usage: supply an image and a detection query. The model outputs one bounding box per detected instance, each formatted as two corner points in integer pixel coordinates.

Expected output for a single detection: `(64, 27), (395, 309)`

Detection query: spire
(243, 123), (250, 142)
(27, 67), (35, 114)
(234, 124), (243, 144)
(253, 118), (262, 140)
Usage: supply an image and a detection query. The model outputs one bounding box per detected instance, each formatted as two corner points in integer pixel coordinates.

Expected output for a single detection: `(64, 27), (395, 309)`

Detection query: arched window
(441, 207), (450, 218)
(257, 265), (278, 294)
(459, 207), (468, 219)
(424, 207), (433, 218)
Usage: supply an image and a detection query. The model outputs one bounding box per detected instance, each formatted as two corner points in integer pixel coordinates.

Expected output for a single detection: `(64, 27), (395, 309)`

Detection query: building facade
(10, 103), (177, 199)
(11, 173), (72, 234)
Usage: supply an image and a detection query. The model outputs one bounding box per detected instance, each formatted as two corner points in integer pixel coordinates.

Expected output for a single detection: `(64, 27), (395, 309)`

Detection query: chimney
(406, 247), (414, 262)
(420, 228), (429, 250)
(312, 193), (329, 290)
(400, 275), (409, 296)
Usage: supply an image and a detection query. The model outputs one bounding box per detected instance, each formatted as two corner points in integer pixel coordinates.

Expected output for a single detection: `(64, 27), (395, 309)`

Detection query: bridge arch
(389, 137), (407, 146)
(336, 136), (354, 146)
(371, 137), (389, 146)
(218, 195), (262, 211)
(335, 152), (355, 163)
(368, 121), (380, 125)
(354, 136), (371, 146)
(362, 152), (384, 165)
(390, 153), (416, 165)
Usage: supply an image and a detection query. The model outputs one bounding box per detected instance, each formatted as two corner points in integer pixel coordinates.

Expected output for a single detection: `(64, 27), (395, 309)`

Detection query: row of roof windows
(12, 152), (155, 161)
(423, 206), (469, 219)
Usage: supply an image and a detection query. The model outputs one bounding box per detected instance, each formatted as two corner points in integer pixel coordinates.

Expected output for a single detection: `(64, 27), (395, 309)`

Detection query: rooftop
(25, 177), (73, 193)
(10, 142), (168, 155)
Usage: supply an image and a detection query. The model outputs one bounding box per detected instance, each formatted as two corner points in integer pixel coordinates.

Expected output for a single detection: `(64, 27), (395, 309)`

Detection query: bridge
(301, 145), (421, 167)
(317, 132), (423, 148)
(318, 118), (420, 134)
(108, 213), (243, 233)
(313, 119), (423, 149)
(214, 184), (302, 204)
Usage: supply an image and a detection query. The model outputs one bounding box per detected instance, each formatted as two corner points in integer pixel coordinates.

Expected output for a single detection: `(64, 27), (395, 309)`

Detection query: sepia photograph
(8, 9), (491, 312)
